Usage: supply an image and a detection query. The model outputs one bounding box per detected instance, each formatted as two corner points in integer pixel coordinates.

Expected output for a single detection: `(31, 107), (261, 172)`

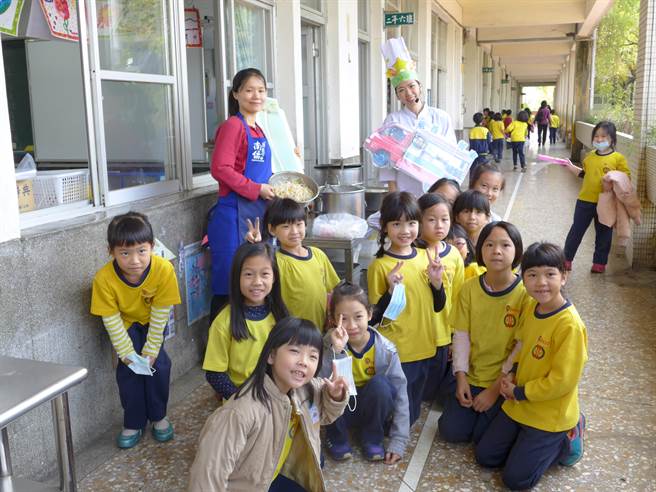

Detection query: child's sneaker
(513, 165), (518, 171)
(116, 429), (142, 449)
(326, 439), (352, 461)
(152, 419), (174, 442)
(362, 442), (385, 461)
(559, 413), (586, 466)
(521, 167), (527, 173)
(590, 263), (606, 273)
(564, 260), (572, 271)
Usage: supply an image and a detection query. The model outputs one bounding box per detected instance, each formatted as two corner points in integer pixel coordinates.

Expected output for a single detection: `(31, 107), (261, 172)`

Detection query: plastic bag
(15, 153), (37, 180)
(312, 213), (368, 240)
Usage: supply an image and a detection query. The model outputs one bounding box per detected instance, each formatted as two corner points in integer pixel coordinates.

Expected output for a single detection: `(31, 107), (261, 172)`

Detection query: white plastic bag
(15, 153), (37, 180)
(312, 213), (368, 240)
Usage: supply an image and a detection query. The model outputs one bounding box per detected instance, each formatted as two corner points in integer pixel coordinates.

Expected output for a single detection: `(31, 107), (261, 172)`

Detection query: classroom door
(301, 23), (322, 172)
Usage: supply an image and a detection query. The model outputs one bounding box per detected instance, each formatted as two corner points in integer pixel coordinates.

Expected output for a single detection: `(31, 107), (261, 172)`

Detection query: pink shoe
(590, 263), (606, 273)
(564, 260), (572, 271)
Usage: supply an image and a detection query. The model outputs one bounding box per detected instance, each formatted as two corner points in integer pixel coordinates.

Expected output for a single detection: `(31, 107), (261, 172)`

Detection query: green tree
(592, 0), (639, 133)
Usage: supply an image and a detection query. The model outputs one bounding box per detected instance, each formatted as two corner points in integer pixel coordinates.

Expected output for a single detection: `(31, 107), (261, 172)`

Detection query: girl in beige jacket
(189, 317), (348, 491)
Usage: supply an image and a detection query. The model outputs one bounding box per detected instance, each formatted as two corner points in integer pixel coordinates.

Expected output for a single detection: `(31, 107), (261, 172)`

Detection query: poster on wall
(184, 7), (202, 47)
(180, 241), (211, 326)
(0, 0), (25, 36)
(39, 0), (79, 41)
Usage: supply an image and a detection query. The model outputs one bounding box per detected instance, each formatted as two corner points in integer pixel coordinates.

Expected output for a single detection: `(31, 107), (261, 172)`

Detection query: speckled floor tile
(75, 141), (656, 491)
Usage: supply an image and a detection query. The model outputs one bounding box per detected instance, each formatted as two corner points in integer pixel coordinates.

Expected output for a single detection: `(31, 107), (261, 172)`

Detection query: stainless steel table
(303, 235), (362, 282)
(0, 356), (87, 492)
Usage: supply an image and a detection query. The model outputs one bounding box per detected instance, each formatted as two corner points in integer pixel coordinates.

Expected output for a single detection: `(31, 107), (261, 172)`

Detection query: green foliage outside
(590, 0), (639, 134)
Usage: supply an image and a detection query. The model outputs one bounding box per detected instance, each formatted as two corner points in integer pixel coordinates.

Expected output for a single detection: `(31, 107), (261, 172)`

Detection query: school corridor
(64, 138), (656, 492)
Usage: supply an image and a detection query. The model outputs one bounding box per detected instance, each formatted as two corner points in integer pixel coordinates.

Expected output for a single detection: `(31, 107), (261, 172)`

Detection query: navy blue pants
(116, 323), (171, 430)
(537, 124), (548, 145)
(476, 409), (567, 490)
(401, 357), (432, 426)
(422, 346), (455, 405)
(326, 374), (395, 446)
(438, 384), (503, 444)
(510, 142), (526, 167)
(564, 199), (613, 265)
(549, 127), (558, 144)
(491, 139), (504, 162)
(269, 474), (306, 492)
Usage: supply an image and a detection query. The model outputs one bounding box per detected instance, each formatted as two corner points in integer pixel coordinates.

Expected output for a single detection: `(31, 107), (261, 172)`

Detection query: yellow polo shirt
(578, 151), (630, 203)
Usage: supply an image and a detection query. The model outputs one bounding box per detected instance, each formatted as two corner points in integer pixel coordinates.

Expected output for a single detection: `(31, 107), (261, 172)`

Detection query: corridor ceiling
(457, 0), (615, 84)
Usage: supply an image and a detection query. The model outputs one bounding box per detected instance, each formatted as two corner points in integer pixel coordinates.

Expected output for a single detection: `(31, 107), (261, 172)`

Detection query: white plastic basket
(33, 170), (90, 209)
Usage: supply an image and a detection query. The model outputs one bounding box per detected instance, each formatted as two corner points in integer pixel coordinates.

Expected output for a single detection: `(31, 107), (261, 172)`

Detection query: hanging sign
(39, 0), (78, 41)
(482, 67), (494, 73)
(0, 0), (24, 36)
(185, 7), (202, 48)
(384, 12), (414, 27)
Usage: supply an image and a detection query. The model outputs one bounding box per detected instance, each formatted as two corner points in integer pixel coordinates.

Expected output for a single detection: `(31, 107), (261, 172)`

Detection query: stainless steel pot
(314, 165), (363, 186)
(364, 187), (388, 216)
(316, 184), (366, 218)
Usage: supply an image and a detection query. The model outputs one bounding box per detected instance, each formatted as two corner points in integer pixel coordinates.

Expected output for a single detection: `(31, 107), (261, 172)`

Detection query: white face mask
(332, 352), (357, 412)
(593, 140), (611, 151)
(383, 283), (407, 321)
(126, 353), (156, 376)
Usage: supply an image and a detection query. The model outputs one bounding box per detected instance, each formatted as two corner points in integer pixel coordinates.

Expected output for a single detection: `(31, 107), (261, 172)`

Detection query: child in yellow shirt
(562, 121), (631, 273)
(475, 242), (587, 490)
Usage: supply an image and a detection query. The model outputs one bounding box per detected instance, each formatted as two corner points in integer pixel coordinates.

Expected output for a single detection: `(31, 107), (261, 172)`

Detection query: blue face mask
(593, 140), (611, 151)
(126, 353), (156, 376)
(383, 283), (407, 321)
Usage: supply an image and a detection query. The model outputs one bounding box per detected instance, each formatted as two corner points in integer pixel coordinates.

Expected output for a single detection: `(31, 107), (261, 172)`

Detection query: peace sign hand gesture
(427, 246), (444, 290)
(386, 261), (404, 295)
(244, 218), (262, 243)
(329, 314), (349, 353)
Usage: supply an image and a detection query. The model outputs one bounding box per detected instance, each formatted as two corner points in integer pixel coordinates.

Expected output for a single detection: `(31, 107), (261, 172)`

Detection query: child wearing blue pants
(476, 243), (587, 490)
(91, 212), (181, 448)
(322, 281), (409, 464)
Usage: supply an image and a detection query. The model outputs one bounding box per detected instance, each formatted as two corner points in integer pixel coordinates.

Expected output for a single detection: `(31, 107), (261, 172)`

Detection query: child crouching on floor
(321, 281), (409, 464)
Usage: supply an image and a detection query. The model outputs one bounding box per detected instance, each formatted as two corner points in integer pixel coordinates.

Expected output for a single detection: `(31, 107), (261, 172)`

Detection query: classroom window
(300, 0), (322, 14)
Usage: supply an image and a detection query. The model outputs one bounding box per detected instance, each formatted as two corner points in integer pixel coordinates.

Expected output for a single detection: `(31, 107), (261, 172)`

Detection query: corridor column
(629, 0), (656, 267)
(569, 37), (594, 161)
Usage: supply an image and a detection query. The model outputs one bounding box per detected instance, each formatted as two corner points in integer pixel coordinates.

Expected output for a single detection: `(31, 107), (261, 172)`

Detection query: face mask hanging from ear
(383, 283), (407, 321)
(332, 347), (357, 412)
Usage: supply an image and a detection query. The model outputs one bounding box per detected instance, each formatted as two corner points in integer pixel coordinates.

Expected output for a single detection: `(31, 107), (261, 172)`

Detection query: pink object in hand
(537, 154), (570, 166)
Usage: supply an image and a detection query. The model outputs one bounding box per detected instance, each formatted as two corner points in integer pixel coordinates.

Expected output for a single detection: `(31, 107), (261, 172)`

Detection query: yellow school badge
(503, 305), (521, 328)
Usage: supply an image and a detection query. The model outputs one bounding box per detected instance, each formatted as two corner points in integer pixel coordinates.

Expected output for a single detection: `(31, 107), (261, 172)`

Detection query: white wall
(325, 0), (360, 160)
(462, 29), (482, 128)
(0, 41), (20, 243)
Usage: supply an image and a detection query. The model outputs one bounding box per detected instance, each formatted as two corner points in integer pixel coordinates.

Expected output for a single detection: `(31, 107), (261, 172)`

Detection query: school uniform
(438, 274), (528, 444)
(505, 121), (529, 169)
(469, 126), (492, 173)
(203, 305), (276, 398)
(476, 299), (588, 490)
(464, 262), (486, 280)
(276, 246), (340, 332)
(91, 255), (181, 430)
(322, 328), (410, 457)
(564, 150), (630, 265)
(208, 114), (272, 303)
(422, 243), (464, 403)
(368, 247), (446, 425)
(549, 114), (560, 144)
(489, 120), (506, 162)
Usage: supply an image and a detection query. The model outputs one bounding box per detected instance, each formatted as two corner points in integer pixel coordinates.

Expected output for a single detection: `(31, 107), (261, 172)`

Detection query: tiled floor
(75, 140), (656, 491)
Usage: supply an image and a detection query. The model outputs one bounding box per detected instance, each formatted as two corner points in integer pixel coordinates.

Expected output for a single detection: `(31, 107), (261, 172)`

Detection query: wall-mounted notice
(185, 7), (202, 47)
(181, 241), (211, 326)
(0, 0), (24, 36)
(39, 0), (78, 41)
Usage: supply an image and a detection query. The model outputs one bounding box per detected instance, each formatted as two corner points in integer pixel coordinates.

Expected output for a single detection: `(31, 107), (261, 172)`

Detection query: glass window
(358, 0), (368, 34)
(301, 0), (322, 12)
(96, 0), (171, 75)
(234, 1), (268, 73)
(101, 81), (174, 190)
(5, 38), (91, 214)
(401, 0), (417, 55)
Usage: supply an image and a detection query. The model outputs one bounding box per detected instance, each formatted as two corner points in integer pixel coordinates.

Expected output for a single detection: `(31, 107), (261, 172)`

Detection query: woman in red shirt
(207, 68), (275, 319)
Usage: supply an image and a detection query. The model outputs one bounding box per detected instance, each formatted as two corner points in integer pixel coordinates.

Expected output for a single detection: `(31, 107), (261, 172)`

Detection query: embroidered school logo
(252, 141), (266, 162)
(503, 305), (520, 328)
(141, 288), (156, 306)
(531, 344), (546, 360)
(365, 358), (375, 376)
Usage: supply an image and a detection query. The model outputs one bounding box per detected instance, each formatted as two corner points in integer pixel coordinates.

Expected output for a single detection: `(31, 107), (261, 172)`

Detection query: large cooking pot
(314, 164), (363, 186)
(316, 184), (366, 218)
(364, 187), (388, 216)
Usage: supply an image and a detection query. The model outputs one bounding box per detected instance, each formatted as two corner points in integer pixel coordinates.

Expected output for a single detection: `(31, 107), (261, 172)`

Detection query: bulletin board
(181, 241), (212, 326)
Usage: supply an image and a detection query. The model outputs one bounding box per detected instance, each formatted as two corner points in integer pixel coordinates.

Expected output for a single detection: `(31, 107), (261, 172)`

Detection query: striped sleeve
(102, 313), (135, 359)
(142, 305), (172, 357)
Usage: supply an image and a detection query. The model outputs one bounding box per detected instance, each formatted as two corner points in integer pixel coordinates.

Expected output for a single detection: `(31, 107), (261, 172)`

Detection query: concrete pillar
(462, 29), (482, 129)
(274, 1), (303, 149)
(628, 0), (656, 267)
(325, 0), (360, 162)
(0, 41), (20, 244)
(569, 38), (595, 161)
(451, 24), (464, 132)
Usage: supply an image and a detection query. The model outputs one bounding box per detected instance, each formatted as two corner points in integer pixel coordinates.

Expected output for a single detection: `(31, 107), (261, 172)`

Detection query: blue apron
(208, 113), (272, 295)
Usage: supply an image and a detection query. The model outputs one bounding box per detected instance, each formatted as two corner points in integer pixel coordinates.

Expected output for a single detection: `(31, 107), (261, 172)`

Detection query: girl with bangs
(367, 191), (448, 425)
